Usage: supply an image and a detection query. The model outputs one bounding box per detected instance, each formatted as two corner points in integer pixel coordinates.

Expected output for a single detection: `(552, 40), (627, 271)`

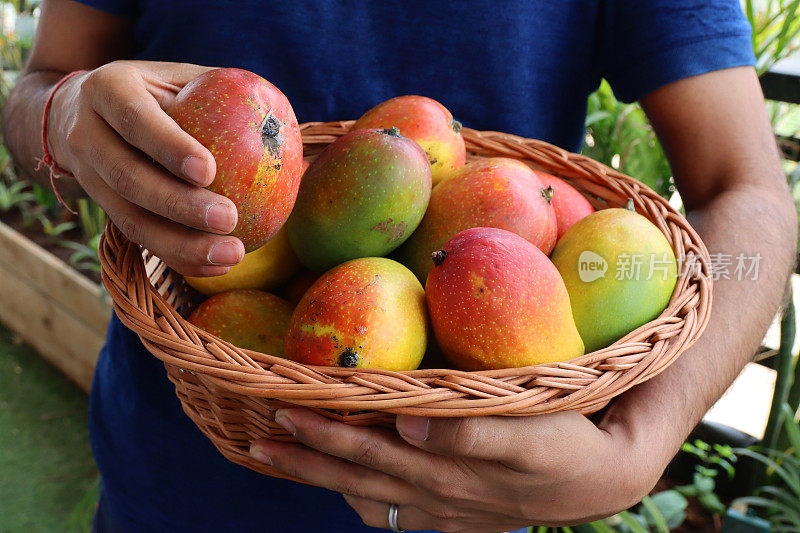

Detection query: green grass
(0, 324), (98, 533)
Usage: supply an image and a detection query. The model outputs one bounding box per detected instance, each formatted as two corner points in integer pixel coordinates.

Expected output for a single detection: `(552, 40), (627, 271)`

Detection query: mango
(286, 128), (431, 272)
(285, 257), (427, 370)
(396, 157), (557, 282)
(168, 68), (303, 252)
(352, 95), (465, 185)
(426, 227), (584, 370)
(550, 208), (678, 352)
(188, 289), (293, 355)
(184, 226), (299, 295)
(536, 172), (595, 240)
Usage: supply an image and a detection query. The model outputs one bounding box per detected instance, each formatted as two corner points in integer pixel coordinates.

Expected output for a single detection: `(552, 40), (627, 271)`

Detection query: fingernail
(249, 445), (273, 466)
(205, 202), (236, 233)
(183, 156), (209, 185)
(208, 241), (243, 265)
(396, 415), (429, 441)
(275, 410), (297, 436)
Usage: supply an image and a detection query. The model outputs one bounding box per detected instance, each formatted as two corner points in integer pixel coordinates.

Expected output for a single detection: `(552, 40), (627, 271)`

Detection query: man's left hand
(249, 407), (664, 532)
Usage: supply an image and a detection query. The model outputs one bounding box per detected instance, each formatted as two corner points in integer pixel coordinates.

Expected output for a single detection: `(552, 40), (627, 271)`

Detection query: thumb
(395, 411), (604, 471)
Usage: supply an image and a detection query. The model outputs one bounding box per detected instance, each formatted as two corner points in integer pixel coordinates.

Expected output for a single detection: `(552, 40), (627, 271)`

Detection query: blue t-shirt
(79, 1), (754, 531)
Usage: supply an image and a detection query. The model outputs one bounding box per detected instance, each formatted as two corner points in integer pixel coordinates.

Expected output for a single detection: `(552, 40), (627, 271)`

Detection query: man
(3, 1), (796, 532)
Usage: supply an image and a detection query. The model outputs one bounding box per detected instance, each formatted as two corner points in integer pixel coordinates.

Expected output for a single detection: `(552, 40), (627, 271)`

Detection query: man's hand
(3, 3), (245, 275)
(46, 60), (244, 277)
(249, 407), (663, 532)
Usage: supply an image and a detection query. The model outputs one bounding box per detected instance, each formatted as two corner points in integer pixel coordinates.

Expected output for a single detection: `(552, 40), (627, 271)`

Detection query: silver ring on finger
(388, 503), (405, 533)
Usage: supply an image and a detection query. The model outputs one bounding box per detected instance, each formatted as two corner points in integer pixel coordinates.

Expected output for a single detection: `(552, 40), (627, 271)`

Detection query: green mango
(286, 128), (431, 272)
(550, 208), (677, 352)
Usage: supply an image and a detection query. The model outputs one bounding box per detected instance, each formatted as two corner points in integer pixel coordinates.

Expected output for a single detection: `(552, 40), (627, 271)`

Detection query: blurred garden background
(0, 1), (799, 532)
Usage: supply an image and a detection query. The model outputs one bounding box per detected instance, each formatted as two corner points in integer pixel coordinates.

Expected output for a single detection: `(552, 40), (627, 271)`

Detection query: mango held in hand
(168, 68), (303, 252)
(396, 157), (557, 282)
(352, 95), (465, 185)
(550, 208), (678, 353)
(188, 289), (293, 356)
(287, 128), (431, 272)
(426, 227), (584, 370)
(184, 226), (299, 295)
(285, 257), (428, 371)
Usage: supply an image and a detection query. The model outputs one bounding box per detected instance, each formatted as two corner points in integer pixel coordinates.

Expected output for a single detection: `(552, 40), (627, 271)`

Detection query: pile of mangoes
(174, 68), (678, 372)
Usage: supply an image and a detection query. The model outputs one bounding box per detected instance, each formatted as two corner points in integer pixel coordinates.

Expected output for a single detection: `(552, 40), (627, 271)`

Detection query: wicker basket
(98, 120), (712, 482)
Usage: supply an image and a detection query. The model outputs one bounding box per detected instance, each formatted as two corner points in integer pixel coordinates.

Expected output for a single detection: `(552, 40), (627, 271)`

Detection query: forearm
(2, 70), (85, 199)
(604, 182), (797, 477)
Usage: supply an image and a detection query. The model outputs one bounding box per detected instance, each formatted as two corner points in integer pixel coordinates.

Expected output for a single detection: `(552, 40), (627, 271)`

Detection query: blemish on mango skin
(284, 257), (428, 371)
(469, 271), (490, 297)
(370, 218), (408, 243)
(337, 347), (359, 367)
(261, 114), (283, 158)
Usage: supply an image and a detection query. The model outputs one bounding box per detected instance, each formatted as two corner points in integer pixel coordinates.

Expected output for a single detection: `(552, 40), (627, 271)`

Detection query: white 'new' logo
(578, 251), (607, 282)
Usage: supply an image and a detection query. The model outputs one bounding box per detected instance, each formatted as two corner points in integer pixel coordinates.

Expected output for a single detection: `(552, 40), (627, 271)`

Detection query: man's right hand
(48, 60), (244, 277)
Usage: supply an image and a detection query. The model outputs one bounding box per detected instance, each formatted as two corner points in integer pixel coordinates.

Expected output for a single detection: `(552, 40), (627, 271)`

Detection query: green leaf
(647, 491), (688, 528)
(586, 520), (616, 533)
(585, 110), (612, 127)
(674, 484), (699, 497)
(640, 496), (670, 533)
(737, 494), (800, 524)
(697, 491), (726, 515)
(773, 104), (800, 137)
(737, 448), (800, 495)
(781, 403), (800, 459)
(774, 0), (800, 51)
(693, 471), (716, 492)
(713, 443), (735, 459)
(615, 511), (649, 533)
(766, 298), (796, 452)
(760, 484), (800, 515)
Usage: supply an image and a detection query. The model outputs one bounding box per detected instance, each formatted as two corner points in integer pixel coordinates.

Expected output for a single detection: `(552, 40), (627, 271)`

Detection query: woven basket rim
(98, 120), (713, 417)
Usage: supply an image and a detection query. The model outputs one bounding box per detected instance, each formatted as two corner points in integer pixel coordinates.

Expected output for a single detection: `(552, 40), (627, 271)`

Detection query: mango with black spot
(168, 68), (303, 252)
(286, 128), (431, 272)
(285, 257), (428, 371)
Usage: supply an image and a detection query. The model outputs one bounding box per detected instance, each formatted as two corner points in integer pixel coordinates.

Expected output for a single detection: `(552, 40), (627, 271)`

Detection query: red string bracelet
(34, 69), (87, 214)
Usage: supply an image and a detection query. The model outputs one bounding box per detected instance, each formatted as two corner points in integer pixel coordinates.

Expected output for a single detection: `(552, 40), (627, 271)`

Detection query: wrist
(600, 388), (691, 485)
(47, 70), (88, 174)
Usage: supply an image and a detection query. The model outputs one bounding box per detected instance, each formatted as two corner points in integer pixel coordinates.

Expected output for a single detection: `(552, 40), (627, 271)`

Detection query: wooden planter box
(0, 220), (111, 391)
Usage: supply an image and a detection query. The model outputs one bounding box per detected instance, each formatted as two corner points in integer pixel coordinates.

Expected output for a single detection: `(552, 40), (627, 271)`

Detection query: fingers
(82, 61), (216, 186)
(249, 439), (417, 506)
(343, 495), (456, 533)
(131, 60), (217, 88)
(267, 407), (445, 488)
(343, 496), (516, 533)
(396, 411), (608, 472)
(77, 165), (243, 276)
(79, 115), (236, 233)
